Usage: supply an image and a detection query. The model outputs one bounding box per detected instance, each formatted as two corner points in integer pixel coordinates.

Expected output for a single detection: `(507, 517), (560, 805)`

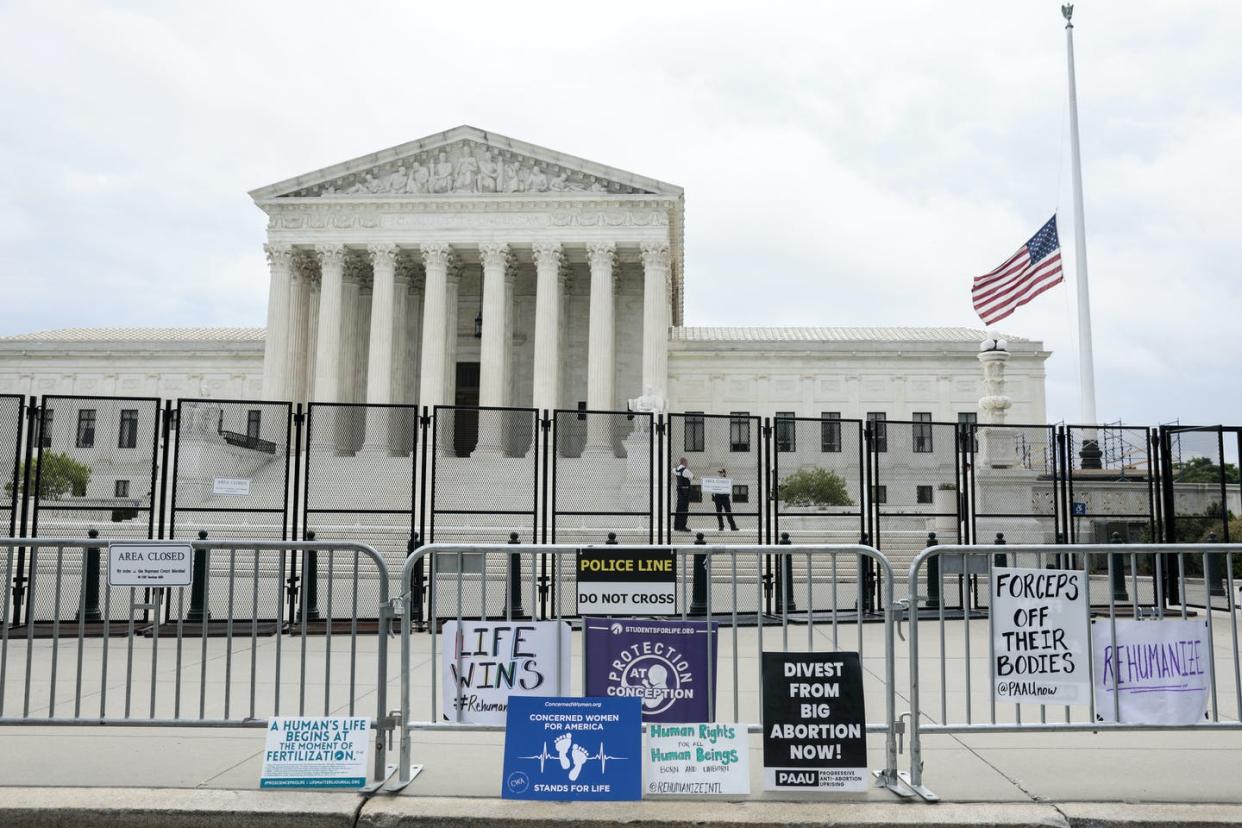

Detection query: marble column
(312, 244), (346, 402)
(285, 254), (312, 404)
(340, 270), (361, 404)
(478, 243), (511, 408)
(417, 243), (451, 409)
(365, 244), (399, 404)
(584, 241), (617, 454)
(305, 276), (320, 402)
(261, 243), (294, 400)
(531, 242), (564, 413)
(444, 261), (461, 404)
(640, 242), (672, 406)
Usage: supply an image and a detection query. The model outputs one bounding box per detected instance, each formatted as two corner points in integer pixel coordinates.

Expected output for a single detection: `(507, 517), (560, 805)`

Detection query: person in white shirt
(673, 457), (693, 532)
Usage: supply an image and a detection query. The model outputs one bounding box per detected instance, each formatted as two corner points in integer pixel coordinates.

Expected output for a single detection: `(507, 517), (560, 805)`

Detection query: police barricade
(0, 538), (394, 784)
(905, 542), (1242, 802)
(391, 542), (911, 797)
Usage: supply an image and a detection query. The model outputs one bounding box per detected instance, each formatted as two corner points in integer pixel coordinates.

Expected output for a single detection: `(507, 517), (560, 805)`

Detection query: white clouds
(0, 0), (1238, 425)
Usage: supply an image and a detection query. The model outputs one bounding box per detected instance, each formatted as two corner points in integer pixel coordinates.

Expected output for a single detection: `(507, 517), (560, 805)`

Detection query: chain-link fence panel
(971, 423), (1061, 549)
(1, 395), (23, 537)
(665, 413), (763, 545)
(771, 417), (865, 542)
(551, 409), (653, 545)
(169, 399), (292, 542)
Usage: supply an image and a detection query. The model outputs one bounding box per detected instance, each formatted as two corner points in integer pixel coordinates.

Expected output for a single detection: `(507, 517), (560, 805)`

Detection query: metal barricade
(905, 542), (1242, 802)
(391, 542), (911, 797)
(0, 538), (394, 784)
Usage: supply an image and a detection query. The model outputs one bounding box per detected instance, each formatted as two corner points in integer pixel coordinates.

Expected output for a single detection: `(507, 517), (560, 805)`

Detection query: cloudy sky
(1, 1), (1238, 426)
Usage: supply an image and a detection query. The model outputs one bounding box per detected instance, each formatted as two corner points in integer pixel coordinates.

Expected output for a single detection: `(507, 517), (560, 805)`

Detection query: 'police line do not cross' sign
(576, 548), (677, 615)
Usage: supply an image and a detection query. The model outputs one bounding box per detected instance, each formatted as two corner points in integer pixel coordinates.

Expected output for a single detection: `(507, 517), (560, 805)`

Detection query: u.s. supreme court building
(0, 125), (1064, 559)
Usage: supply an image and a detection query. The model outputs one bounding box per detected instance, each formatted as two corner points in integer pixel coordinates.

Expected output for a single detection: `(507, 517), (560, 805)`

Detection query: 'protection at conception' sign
(576, 547), (677, 615)
(584, 618), (717, 722)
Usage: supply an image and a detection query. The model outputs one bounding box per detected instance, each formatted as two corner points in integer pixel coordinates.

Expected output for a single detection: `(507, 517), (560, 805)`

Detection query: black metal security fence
(3, 393), (1242, 623)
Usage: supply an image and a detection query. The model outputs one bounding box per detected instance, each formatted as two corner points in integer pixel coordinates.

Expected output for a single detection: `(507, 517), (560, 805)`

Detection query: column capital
(478, 242), (511, 270)
(640, 241), (671, 270)
(419, 242), (453, 269)
(315, 244), (347, 268)
(531, 241), (563, 269)
(264, 242), (295, 269)
(586, 241), (616, 273)
(367, 243), (400, 269)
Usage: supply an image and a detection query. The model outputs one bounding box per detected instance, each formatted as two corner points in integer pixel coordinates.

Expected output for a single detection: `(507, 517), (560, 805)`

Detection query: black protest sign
(576, 548), (677, 615)
(761, 651), (868, 792)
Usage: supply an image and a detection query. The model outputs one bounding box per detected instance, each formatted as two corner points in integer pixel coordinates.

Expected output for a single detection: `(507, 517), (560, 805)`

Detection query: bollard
(1110, 531), (1129, 603)
(1054, 532), (1068, 569)
(299, 530), (321, 622)
(408, 533), (424, 625)
(993, 532), (1007, 569)
(689, 532), (708, 615)
(186, 530), (211, 623)
(605, 531), (618, 545)
(857, 533), (874, 613)
(925, 531), (941, 611)
(507, 531), (524, 618)
(1206, 532), (1226, 598)
(774, 532), (797, 613)
(76, 528), (103, 623)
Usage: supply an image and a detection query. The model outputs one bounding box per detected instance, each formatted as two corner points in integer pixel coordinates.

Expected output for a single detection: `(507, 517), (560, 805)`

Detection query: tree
(6, 452), (92, 501)
(776, 468), (852, 507)
(1175, 456), (1240, 484)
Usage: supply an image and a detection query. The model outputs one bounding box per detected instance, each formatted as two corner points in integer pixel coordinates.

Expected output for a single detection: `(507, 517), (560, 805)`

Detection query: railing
(219, 429), (277, 455)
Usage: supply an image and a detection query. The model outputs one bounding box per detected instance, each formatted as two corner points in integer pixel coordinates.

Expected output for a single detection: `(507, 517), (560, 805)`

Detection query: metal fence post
(507, 531), (524, 618)
(690, 531), (708, 615)
(77, 527), (102, 623)
(187, 529), (210, 623)
(858, 532), (874, 613)
(1109, 531), (1130, 602)
(993, 532), (1007, 568)
(409, 533), (424, 626)
(774, 531), (796, 613)
(925, 531), (940, 610)
(300, 530), (320, 622)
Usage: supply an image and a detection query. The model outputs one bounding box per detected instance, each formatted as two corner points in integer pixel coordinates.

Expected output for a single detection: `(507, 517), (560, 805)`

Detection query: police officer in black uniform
(673, 456), (693, 532)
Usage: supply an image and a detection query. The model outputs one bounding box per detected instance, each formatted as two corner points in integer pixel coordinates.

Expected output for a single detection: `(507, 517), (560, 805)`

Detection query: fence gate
(969, 423), (1062, 546)
(550, 408), (653, 544)
(1, 395), (23, 538)
(1159, 425), (1240, 608)
(665, 412), (764, 543)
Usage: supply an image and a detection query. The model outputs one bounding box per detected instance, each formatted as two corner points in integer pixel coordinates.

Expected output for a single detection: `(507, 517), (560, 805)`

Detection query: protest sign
(584, 618), (717, 722)
(700, 476), (732, 496)
(576, 547), (677, 615)
(502, 696), (642, 801)
(107, 542), (193, 588)
(991, 566), (1089, 704)
(441, 620), (571, 724)
(1092, 618), (1211, 725)
(645, 722), (750, 796)
(260, 717), (369, 788)
(761, 652), (867, 792)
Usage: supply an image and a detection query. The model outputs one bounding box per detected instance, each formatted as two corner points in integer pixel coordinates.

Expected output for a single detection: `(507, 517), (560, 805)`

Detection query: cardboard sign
(700, 477), (733, 496)
(584, 618), (717, 722)
(1092, 619), (1212, 725)
(576, 548), (677, 616)
(502, 696), (642, 801)
(212, 477), (252, 496)
(761, 652), (868, 792)
(991, 567), (1090, 704)
(260, 717), (369, 788)
(107, 542), (193, 588)
(645, 722), (750, 796)
(441, 621), (571, 724)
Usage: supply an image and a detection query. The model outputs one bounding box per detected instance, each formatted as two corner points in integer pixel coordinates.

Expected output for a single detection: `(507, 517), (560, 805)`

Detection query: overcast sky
(1, 1), (1238, 427)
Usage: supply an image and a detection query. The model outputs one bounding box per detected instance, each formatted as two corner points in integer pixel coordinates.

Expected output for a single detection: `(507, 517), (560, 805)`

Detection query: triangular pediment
(250, 125), (681, 201)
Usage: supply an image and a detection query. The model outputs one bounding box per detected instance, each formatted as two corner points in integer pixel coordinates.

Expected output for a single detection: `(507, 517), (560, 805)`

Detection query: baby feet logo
(521, 732), (625, 780)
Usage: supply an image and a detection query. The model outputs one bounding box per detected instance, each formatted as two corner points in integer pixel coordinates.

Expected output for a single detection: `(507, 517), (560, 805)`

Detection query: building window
(958, 412), (978, 453)
(40, 409), (54, 449)
(820, 412), (842, 453)
(867, 412), (887, 453)
(872, 485), (887, 505)
(114, 480), (130, 498)
(732, 484), (749, 504)
(76, 409), (96, 449)
(775, 412), (795, 453)
(118, 409), (139, 449)
(916, 485), (933, 504)
(729, 412), (750, 453)
(913, 412), (933, 453)
(246, 410), (262, 439)
(683, 413), (705, 453)
(576, 401), (587, 421)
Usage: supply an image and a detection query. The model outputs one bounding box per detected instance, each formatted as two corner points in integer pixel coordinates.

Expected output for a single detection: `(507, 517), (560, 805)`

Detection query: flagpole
(1063, 3), (1101, 467)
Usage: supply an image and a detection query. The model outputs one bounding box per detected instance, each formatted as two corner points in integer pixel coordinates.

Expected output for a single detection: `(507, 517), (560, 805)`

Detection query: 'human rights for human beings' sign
(502, 696), (642, 801)
(761, 652), (868, 792)
(107, 542), (193, 588)
(260, 717), (369, 788)
(584, 618), (717, 722)
(441, 621), (571, 724)
(991, 567), (1089, 704)
(645, 722), (750, 796)
(1092, 618), (1211, 725)
(576, 547), (677, 615)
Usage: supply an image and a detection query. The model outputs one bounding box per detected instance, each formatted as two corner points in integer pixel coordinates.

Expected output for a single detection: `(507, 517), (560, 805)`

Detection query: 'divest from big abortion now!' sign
(576, 547), (677, 615)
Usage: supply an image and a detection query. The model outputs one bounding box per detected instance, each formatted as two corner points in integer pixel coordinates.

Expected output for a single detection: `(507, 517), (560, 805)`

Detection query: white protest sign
(1092, 618), (1211, 725)
(441, 620), (572, 724)
(700, 477), (732, 496)
(260, 716), (369, 788)
(213, 477), (252, 496)
(645, 722), (750, 796)
(107, 542), (193, 588)
(991, 567), (1090, 704)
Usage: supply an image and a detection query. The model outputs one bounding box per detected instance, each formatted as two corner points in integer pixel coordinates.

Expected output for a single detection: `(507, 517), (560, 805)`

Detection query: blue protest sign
(584, 618), (717, 722)
(502, 696), (642, 801)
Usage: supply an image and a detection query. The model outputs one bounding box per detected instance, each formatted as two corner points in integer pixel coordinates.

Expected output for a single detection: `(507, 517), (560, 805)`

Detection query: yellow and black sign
(575, 548), (677, 615)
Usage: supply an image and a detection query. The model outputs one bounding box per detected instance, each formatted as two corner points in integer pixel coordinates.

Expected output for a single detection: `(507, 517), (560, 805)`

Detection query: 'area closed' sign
(576, 548), (677, 615)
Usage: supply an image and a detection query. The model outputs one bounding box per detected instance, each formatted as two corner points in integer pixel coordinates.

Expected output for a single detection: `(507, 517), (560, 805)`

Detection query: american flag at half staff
(972, 215), (1065, 325)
